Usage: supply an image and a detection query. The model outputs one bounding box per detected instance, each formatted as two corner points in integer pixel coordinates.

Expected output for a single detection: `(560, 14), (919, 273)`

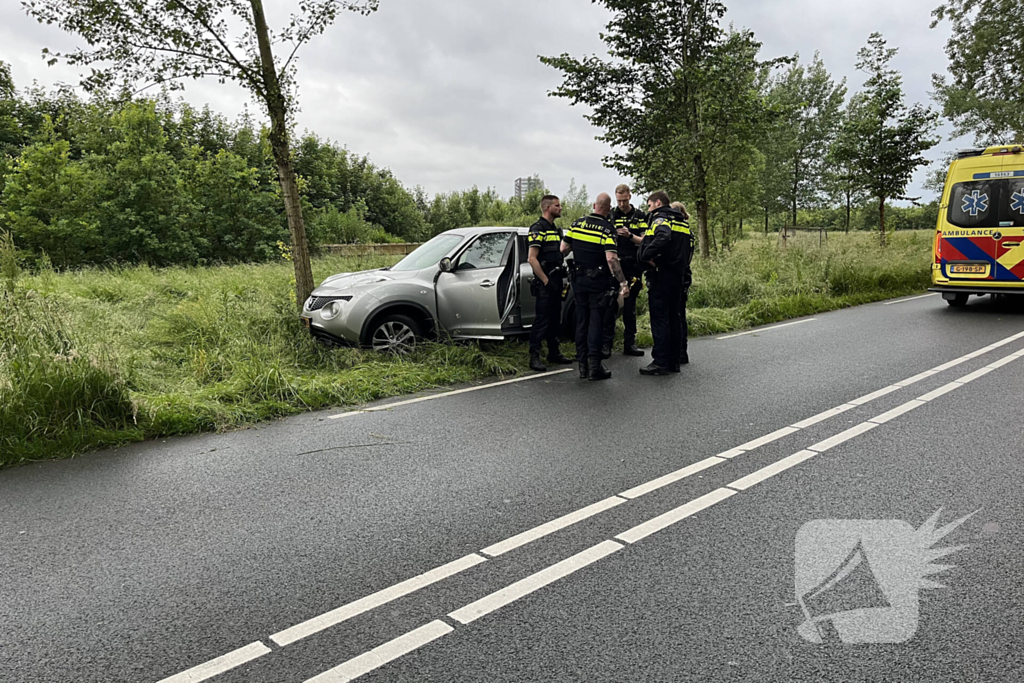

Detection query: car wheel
(946, 293), (969, 307)
(370, 314), (421, 355)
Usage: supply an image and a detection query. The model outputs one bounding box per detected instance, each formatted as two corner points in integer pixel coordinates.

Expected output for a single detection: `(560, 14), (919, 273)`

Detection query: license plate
(950, 264), (987, 274)
(301, 316), (311, 328)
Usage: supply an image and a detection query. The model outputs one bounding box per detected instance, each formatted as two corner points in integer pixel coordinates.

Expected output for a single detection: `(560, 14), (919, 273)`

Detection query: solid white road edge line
(327, 369), (573, 418)
(303, 620), (453, 683)
(448, 540), (623, 625)
(270, 554), (486, 647)
(717, 318), (817, 340)
(882, 293), (937, 305)
(155, 641), (271, 683)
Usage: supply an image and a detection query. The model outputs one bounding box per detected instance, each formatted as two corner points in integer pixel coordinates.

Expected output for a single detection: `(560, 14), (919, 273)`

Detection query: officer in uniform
(671, 201), (695, 366)
(527, 195), (573, 372)
(561, 193), (630, 381)
(602, 184), (648, 358)
(638, 190), (691, 375)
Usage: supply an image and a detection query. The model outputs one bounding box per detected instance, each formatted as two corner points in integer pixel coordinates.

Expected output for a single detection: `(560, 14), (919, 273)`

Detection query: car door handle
(1003, 242), (1021, 248)
(480, 280), (496, 288)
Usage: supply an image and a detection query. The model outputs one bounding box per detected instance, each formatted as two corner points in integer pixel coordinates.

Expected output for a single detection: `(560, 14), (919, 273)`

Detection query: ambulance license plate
(950, 264), (987, 274)
(301, 316), (311, 328)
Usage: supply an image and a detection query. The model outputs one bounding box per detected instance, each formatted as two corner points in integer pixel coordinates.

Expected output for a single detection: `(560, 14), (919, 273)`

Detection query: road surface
(2, 292), (1023, 683)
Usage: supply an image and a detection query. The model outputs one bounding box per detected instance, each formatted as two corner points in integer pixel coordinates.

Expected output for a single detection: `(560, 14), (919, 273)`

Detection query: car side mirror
(438, 257), (453, 273)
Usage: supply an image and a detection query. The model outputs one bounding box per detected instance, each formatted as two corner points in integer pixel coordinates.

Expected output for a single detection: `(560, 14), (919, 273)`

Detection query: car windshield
(390, 233), (465, 272)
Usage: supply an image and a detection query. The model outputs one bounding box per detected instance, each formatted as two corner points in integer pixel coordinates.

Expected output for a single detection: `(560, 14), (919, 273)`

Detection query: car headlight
(321, 300), (344, 321)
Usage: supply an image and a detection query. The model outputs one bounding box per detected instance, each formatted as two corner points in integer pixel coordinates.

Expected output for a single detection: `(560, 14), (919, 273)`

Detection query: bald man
(561, 193), (629, 381)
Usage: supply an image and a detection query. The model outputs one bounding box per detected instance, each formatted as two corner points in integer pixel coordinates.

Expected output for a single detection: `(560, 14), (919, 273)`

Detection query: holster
(531, 262), (564, 298)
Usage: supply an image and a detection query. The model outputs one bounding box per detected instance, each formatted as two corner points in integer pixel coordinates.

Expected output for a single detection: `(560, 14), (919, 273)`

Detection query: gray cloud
(2, 0), (959, 203)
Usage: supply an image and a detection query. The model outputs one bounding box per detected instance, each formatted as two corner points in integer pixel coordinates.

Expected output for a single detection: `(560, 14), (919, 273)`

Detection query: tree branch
(170, 0), (262, 89)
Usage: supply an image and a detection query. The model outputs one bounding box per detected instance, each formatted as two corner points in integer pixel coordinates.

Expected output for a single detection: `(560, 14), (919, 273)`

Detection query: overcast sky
(1, 0), (957, 203)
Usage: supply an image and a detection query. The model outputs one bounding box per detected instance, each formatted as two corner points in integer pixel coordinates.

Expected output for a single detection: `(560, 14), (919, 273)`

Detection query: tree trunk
(764, 206), (769, 235)
(251, 0), (315, 308)
(878, 197), (887, 247)
(694, 153), (711, 258)
(845, 189), (851, 234)
(791, 160), (799, 227)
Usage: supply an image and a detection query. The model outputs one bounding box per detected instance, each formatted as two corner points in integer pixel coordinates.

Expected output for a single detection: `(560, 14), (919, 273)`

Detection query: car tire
(946, 293), (969, 307)
(369, 313), (422, 355)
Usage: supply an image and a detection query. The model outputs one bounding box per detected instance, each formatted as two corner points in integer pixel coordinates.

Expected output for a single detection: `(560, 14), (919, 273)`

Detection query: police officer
(561, 193), (630, 381)
(670, 201), (695, 366)
(527, 195), (573, 372)
(602, 184), (647, 358)
(638, 190), (691, 376)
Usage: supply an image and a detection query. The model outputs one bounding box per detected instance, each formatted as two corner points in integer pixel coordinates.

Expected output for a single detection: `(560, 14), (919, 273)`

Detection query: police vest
(527, 218), (563, 264)
(564, 214), (615, 269)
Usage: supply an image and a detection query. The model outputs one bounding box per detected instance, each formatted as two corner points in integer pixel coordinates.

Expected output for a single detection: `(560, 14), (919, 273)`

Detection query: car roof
(447, 226), (530, 237)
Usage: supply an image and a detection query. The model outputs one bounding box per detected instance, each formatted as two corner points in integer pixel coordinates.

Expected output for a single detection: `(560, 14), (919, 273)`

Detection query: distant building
(514, 177), (544, 201)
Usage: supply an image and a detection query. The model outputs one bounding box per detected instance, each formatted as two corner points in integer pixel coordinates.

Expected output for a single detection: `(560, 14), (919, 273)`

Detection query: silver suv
(301, 227), (575, 353)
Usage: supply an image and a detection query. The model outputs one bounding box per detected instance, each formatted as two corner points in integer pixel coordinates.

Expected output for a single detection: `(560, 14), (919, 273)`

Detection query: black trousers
(647, 269), (683, 369)
(529, 272), (563, 357)
(680, 287), (689, 361)
(603, 266), (643, 349)
(572, 273), (608, 364)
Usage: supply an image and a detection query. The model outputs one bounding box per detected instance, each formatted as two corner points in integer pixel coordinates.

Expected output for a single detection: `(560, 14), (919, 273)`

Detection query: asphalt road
(3, 292), (1024, 683)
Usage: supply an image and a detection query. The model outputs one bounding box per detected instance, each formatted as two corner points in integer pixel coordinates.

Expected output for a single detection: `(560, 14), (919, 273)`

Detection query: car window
(948, 181), (997, 228)
(390, 234), (464, 272)
(457, 232), (513, 270)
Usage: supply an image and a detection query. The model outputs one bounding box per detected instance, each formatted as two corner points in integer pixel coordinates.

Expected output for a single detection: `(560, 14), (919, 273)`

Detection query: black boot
(639, 362), (670, 376)
(588, 360), (612, 381)
(529, 354), (547, 372)
(548, 350), (573, 365)
(578, 360), (589, 379)
(623, 343), (645, 357)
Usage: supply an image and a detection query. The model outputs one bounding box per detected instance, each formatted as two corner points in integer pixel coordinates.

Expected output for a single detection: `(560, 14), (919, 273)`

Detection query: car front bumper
(301, 292), (381, 346)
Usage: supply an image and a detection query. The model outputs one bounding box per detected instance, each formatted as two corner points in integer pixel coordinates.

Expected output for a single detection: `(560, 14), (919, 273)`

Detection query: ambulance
(931, 144), (1024, 306)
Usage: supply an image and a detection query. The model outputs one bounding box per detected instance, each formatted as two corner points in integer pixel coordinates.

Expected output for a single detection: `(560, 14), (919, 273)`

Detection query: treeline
(0, 67), (562, 269)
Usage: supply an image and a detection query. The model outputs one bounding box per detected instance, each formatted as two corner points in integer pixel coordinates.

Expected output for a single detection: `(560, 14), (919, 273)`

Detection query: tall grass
(1, 230), (933, 467)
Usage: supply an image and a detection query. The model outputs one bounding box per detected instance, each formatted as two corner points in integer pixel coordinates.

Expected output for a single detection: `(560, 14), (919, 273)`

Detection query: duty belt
(572, 264), (608, 278)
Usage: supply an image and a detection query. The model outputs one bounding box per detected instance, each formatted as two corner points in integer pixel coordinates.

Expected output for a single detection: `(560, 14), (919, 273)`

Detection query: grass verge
(1, 230), (933, 467)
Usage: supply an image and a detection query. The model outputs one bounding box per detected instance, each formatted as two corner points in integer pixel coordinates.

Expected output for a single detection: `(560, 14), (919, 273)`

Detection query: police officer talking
(637, 190), (691, 376)
(561, 193), (630, 381)
(604, 183), (648, 358)
(671, 201), (695, 366)
(527, 195), (573, 372)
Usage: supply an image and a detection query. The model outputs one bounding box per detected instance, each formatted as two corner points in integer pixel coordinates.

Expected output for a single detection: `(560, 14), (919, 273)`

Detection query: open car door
(436, 231), (517, 338)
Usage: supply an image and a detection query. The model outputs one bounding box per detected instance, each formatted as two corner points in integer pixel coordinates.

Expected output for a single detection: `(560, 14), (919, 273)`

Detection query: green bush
(307, 202), (400, 247)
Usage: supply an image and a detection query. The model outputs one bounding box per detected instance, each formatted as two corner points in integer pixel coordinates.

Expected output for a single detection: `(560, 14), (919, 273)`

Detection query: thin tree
(834, 34), (938, 246)
(22, 0), (380, 307)
(540, 0), (783, 258)
(769, 53), (847, 227)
